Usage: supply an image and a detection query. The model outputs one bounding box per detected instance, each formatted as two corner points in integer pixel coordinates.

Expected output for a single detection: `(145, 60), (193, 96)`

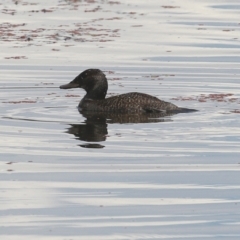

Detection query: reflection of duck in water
(81, 111), (173, 124)
(66, 112), (172, 149)
(66, 122), (107, 149)
(60, 69), (197, 113)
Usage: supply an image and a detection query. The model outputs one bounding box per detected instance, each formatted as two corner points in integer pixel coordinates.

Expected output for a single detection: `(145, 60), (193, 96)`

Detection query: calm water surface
(0, 0), (240, 239)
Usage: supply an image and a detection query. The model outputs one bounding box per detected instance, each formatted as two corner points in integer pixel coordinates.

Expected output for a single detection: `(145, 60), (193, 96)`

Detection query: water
(1, 0), (240, 239)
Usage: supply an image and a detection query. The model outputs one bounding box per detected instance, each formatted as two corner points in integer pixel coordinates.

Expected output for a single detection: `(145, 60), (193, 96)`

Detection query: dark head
(60, 69), (108, 100)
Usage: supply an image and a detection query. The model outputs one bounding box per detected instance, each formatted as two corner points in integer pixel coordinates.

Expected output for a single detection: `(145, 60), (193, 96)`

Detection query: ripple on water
(1, 66), (240, 240)
(1, 0), (240, 239)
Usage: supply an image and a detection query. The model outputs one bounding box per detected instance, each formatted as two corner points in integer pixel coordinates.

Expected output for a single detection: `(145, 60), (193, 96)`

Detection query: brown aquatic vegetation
(162, 6), (180, 9)
(171, 93), (238, 103)
(5, 56), (27, 59)
(41, 9), (54, 13)
(142, 75), (163, 81)
(2, 9), (16, 15)
(230, 109), (240, 113)
(0, 0), (159, 63)
(85, 6), (101, 12)
(109, 78), (121, 81)
(104, 71), (115, 74)
(15, 1), (38, 5)
(3, 100), (37, 104)
(65, 94), (80, 97)
(108, 1), (120, 5)
(0, 0), (127, 55)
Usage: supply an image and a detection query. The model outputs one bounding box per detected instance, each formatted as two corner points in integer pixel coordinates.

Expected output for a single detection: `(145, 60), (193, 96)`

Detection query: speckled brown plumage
(79, 92), (179, 113)
(60, 69), (197, 114)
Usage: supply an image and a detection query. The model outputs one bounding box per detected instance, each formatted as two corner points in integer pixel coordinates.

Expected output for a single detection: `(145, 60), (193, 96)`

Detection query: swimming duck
(60, 69), (197, 113)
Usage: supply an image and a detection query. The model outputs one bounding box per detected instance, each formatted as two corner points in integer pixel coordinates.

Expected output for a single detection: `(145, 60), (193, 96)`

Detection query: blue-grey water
(0, 0), (240, 239)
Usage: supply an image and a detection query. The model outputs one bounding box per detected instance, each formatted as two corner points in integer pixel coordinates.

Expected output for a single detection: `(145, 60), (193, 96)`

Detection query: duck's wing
(142, 107), (166, 113)
(104, 92), (179, 113)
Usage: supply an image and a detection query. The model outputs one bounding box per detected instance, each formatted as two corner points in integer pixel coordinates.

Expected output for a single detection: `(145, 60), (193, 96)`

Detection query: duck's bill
(59, 82), (79, 89)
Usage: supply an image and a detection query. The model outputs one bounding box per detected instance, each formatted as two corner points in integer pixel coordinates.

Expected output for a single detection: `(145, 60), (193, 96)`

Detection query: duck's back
(79, 92), (179, 113)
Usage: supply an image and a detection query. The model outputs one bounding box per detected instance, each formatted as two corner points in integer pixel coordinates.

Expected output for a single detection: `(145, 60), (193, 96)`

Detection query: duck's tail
(178, 107), (198, 113)
(168, 107), (198, 114)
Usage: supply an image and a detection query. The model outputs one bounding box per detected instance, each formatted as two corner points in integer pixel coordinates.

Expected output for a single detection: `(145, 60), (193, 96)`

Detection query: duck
(60, 69), (197, 113)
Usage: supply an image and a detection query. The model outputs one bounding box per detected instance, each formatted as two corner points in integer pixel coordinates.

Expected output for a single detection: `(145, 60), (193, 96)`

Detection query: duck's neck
(84, 83), (108, 100)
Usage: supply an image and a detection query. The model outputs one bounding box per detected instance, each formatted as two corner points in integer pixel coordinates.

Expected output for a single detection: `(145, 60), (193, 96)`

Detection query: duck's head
(60, 69), (108, 100)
